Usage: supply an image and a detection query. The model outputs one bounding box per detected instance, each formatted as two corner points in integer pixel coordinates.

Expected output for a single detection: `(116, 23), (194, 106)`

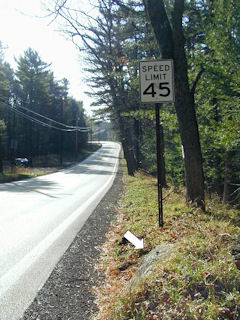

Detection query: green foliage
(99, 171), (240, 320)
(189, 1), (240, 196)
(0, 44), (10, 100)
(0, 120), (6, 133)
(0, 47), (88, 167)
(48, 0), (240, 198)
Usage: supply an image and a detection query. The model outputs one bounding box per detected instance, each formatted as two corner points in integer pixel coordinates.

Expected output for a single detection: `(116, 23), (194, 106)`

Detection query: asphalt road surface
(0, 141), (120, 320)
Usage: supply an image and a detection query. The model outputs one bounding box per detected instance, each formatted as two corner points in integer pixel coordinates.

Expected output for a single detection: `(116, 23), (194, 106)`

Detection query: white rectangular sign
(139, 60), (174, 103)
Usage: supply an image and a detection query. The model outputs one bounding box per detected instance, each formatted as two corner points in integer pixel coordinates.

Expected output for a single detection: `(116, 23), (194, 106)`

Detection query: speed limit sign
(139, 60), (175, 228)
(139, 60), (175, 103)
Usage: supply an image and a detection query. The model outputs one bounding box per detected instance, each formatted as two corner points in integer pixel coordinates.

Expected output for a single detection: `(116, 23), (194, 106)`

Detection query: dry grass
(92, 171), (240, 320)
(0, 167), (51, 183)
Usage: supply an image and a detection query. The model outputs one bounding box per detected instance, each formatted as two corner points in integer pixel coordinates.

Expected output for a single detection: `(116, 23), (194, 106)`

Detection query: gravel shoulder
(20, 155), (124, 320)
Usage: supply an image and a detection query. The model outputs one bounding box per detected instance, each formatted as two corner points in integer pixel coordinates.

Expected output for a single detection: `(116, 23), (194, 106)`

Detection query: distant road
(0, 141), (120, 320)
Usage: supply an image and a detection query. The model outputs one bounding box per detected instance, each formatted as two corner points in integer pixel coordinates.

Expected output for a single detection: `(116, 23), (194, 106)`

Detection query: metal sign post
(155, 103), (164, 227)
(139, 60), (174, 228)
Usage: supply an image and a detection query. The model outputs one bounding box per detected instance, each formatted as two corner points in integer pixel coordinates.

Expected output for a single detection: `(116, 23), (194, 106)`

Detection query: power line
(0, 97), (90, 132)
(9, 107), (77, 132)
(16, 104), (90, 130)
(10, 106), (90, 132)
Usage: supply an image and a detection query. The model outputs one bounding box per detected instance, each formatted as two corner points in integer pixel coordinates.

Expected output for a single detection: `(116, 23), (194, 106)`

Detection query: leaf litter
(92, 171), (240, 320)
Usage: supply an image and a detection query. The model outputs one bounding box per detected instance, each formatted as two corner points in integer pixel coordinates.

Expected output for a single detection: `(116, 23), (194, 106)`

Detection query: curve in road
(0, 141), (121, 320)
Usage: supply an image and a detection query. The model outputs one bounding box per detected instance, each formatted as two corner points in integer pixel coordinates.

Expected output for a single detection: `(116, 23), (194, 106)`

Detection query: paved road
(0, 141), (120, 320)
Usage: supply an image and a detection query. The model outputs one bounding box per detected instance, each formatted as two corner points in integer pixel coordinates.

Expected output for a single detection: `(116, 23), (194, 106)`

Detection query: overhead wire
(10, 106), (90, 132)
(16, 104), (90, 130)
(9, 107), (77, 132)
(0, 97), (90, 132)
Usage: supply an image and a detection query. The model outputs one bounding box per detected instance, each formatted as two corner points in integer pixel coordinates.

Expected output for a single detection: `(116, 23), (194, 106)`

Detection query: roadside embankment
(93, 170), (240, 320)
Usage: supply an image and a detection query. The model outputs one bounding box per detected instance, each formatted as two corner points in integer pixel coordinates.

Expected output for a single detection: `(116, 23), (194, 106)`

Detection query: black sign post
(155, 103), (164, 227)
(139, 60), (174, 228)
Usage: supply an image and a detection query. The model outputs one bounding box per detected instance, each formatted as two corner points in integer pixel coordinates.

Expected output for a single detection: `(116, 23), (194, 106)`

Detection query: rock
(129, 243), (174, 288)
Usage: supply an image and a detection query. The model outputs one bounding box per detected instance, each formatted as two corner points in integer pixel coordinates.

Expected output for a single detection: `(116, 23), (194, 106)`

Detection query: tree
(3, 48), (89, 166)
(192, 1), (240, 203)
(15, 48), (52, 165)
(47, 0), (141, 175)
(44, 0), (240, 209)
(144, 0), (205, 209)
(0, 43), (10, 173)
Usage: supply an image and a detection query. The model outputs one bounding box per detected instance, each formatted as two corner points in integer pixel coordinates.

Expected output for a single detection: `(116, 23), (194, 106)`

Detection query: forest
(1, 0), (240, 209)
(45, 0), (240, 209)
(0, 46), (88, 170)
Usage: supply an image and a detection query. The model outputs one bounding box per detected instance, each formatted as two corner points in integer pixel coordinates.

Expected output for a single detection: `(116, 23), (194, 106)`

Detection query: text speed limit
(139, 60), (175, 103)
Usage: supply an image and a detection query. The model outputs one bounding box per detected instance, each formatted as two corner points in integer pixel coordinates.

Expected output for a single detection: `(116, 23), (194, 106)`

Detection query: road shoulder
(21, 156), (124, 320)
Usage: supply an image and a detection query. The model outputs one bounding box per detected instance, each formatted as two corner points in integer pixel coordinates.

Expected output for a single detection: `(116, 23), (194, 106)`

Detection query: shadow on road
(0, 178), (60, 195)
(0, 162), (119, 194)
(0, 145), (121, 194)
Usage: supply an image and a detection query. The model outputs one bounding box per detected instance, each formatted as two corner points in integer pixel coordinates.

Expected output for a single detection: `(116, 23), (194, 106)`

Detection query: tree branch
(191, 67), (205, 96)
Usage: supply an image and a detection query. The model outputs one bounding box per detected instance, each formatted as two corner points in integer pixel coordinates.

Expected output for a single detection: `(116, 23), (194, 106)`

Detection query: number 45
(143, 82), (170, 97)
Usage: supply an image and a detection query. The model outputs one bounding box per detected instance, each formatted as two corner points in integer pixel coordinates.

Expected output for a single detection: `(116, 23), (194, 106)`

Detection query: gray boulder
(129, 243), (174, 288)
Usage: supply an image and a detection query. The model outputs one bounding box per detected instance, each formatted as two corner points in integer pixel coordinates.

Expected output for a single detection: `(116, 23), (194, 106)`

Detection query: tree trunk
(144, 0), (205, 210)
(223, 150), (236, 204)
(133, 118), (141, 169)
(117, 113), (137, 176)
(175, 78), (205, 209)
(110, 82), (137, 176)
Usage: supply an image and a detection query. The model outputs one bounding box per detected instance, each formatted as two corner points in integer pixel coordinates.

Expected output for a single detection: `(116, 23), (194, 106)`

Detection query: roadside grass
(0, 167), (50, 183)
(0, 143), (101, 183)
(93, 170), (240, 320)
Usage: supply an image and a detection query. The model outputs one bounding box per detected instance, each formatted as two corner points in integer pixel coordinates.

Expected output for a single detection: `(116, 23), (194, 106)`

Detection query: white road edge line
(0, 143), (120, 297)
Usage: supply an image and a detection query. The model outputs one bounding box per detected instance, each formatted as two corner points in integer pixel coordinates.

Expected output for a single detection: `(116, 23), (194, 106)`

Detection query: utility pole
(59, 97), (63, 166)
(75, 115), (79, 160)
(9, 110), (17, 172)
